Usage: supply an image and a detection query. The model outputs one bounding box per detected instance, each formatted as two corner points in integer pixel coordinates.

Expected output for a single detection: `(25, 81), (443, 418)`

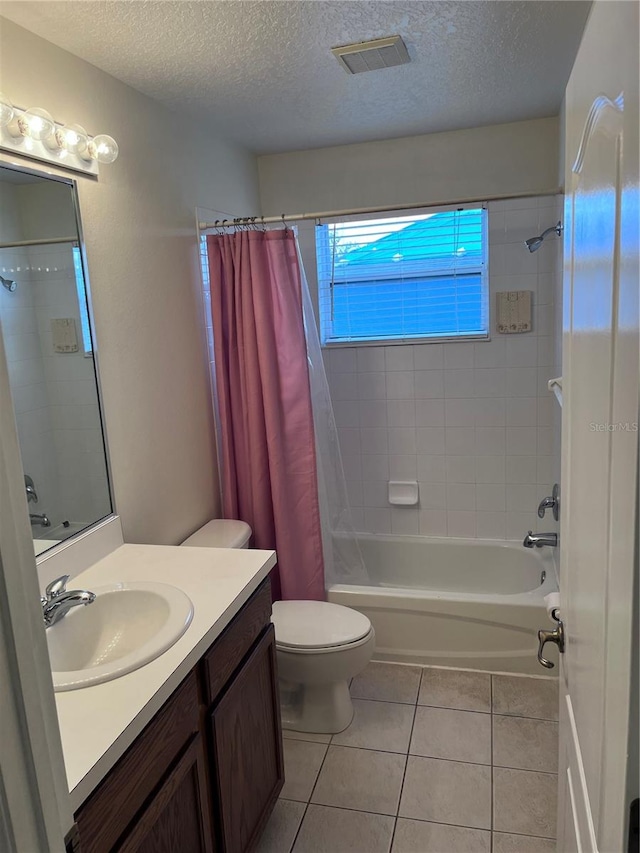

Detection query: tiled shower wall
(0, 245), (60, 522)
(313, 195), (562, 540)
(0, 243), (109, 528)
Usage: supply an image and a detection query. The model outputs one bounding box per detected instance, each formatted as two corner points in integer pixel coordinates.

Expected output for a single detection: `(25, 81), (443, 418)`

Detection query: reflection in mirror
(0, 163), (112, 556)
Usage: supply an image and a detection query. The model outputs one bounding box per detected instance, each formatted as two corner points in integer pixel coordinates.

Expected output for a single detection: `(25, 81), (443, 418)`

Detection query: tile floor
(257, 662), (559, 853)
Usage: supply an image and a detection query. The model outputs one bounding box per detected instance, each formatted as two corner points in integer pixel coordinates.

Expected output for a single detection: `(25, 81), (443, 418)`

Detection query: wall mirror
(0, 162), (113, 557)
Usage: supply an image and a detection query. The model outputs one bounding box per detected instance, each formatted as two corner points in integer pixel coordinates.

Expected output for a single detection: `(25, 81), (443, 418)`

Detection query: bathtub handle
(537, 483), (560, 521)
(537, 613), (565, 669)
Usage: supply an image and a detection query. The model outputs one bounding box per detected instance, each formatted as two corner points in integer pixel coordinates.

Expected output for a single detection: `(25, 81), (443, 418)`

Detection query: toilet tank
(181, 519), (252, 549)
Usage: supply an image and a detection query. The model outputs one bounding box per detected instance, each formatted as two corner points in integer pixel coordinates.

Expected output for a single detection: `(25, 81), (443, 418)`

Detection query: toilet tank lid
(272, 601), (371, 649)
(181, 519), (252, 549)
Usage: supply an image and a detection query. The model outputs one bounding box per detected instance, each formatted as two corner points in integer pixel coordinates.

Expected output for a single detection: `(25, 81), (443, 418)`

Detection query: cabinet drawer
(76, 671), (200, 853)
(203, 578), (272, 705)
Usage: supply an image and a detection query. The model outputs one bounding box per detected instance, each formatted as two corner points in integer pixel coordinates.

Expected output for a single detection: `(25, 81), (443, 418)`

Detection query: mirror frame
(0, 155), (117, 561)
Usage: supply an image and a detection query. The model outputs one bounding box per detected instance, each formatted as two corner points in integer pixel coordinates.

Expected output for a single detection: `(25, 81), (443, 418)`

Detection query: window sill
(322, 333), (490, 348)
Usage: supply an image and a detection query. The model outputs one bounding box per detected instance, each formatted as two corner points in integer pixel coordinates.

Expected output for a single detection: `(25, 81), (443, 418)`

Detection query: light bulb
(88, 134), (119, 164)
(56, 123), (88, 155)
(18, 107), (55, 140)
(0, 92), (14, 127)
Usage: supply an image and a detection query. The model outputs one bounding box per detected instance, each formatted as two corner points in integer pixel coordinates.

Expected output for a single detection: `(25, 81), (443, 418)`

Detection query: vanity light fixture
(0, 92), (118, 176)
(19, 107), (55, 141)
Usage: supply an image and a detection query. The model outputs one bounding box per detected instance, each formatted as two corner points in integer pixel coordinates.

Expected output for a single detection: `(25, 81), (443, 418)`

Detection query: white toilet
(181, 518), (374, 734)
(271, 600), (375, 734)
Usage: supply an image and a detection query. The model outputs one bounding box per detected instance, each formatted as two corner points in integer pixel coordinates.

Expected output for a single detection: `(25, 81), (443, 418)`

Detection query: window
(316, 206), (488, 345)
(72, 245), (93, 355)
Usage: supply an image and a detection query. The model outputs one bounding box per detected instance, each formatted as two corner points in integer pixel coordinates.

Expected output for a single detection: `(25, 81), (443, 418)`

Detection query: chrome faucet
(41, 575), (96, 628)
(523, 531), (558, 548)
(30, 512), (51, 528)
(537, 484), (560, 522)
(25, 474), (38, 504)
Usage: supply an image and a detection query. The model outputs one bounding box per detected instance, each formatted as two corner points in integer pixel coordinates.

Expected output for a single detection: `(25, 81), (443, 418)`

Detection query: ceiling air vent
(331, 35), (411, 74)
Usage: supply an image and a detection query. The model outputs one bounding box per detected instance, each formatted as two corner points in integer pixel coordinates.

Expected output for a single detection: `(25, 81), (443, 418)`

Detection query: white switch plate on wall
(51, 318), (79, 353)
(496, 291), (532, 334)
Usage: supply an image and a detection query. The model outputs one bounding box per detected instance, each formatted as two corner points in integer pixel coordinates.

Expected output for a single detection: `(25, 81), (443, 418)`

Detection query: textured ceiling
(1, 1), (591, 154)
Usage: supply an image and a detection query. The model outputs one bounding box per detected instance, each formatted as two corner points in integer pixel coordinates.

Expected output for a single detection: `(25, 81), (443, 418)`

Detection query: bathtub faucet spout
(523, 531), (557, 548)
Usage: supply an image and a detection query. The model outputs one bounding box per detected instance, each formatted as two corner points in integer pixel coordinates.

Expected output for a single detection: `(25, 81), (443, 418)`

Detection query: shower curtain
(206, 228), (325, 600)
(296, 241), (368, 588)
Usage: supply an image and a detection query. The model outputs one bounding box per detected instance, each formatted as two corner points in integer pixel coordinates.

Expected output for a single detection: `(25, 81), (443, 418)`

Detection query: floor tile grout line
(317, 701), (559, 720)
(281, 799), (496, 833)
(380, 661), (558, 684)
(278, 793), (557, 840)
(387, 668), (421, 851)
(281, 799), (402, 820)
(492, 829), (558, 841)
(280, 794), (556, 839)
(286, 801), (309, 853)
(388, 816), (397, 853)
(306, 741), (331, 805)
(392, 679), (420, 834)
(490, 674), (495, 853)
(349, 695), (419, 707)
(287, 741), (332, 853)
(488, 711), (559, 723)
(282, 732), (556, 773)
(282, 705), (558, 746)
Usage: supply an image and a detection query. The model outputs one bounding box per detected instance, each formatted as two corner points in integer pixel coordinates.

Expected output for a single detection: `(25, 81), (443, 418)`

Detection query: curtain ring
(261, 216), (266, 232)
(281, 213), (289, 231)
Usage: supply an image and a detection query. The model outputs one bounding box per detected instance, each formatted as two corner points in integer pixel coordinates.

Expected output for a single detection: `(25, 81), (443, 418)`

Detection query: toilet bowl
(181, 520), (374, 734)
(272, 600), (375, 734)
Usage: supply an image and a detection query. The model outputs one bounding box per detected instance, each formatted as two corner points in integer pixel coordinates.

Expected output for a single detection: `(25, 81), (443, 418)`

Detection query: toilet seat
(272, 600), (372, 652)
(275, 628), (375, 655)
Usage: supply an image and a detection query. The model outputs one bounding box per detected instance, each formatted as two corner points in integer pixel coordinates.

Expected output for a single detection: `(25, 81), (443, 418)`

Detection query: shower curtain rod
(0, 236), (77, 250)
(198, 188), (560, 231)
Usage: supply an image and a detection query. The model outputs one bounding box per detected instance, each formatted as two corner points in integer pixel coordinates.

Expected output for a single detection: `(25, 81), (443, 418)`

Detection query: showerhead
(525, 236), (544, 253)
(524, 221), (563, 253)
(1, 275), (17, 293)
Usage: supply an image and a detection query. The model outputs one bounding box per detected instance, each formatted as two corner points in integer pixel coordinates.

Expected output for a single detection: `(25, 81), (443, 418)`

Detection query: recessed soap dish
(388, 481), (419, 506)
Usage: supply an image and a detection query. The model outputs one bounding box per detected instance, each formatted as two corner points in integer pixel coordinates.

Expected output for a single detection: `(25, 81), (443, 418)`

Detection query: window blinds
(316, 206), (488, 344)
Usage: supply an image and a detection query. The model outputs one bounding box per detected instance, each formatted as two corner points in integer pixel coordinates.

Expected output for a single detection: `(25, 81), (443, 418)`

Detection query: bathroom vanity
(54, 543), (280, 853)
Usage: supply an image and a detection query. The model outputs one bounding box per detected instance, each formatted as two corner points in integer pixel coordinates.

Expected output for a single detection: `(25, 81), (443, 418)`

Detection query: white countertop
(54, 543), (276, 812)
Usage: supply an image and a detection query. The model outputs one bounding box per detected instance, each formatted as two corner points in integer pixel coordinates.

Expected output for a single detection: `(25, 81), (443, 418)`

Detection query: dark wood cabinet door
(209, 625), (284, 853)
(118, 735), (214, 853)
(76, 673), (200, 853)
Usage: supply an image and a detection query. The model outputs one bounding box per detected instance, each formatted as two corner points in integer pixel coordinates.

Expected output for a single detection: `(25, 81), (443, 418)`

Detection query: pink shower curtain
(206, 229), (325, 601)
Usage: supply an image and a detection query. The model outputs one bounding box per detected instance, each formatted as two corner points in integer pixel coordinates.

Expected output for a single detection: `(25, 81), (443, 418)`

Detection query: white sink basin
(47, 581), (194, 691)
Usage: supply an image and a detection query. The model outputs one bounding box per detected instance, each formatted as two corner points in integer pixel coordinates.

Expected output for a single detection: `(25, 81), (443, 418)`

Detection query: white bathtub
(328, 534), (558, 676)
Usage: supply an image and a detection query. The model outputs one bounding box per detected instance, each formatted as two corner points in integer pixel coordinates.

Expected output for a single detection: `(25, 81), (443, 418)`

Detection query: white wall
(258, 117), (560, 216)
(0, 18), (261, 545)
